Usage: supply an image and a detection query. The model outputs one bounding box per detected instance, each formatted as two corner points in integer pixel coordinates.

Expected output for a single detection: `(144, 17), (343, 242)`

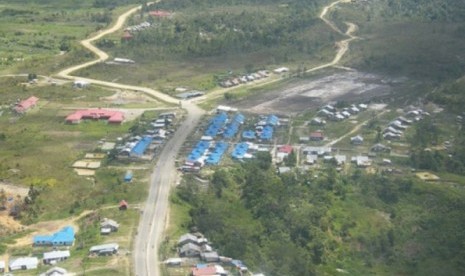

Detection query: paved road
(54, 4), (205, 276)
(134, 101), (204, 276)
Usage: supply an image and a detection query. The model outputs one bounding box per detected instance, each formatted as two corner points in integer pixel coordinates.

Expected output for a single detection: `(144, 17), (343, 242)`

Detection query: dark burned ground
(229, 70), (397, 116)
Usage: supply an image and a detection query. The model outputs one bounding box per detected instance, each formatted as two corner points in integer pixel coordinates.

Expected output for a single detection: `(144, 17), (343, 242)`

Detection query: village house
(100, 218), (120, 235)
(65, 109), (124, 124)
(371, 143), (391, 153)
(14, 96), (39, 113)
(39, 266), (69, 276)
(89, 243), (119, 256)
(9, 257), (39, 271)
(310, 117), (326, 126)
(0, 260), (4, 273)
(351, 156), (372, 167)
(179, 242), (202, 257)
(350, 135), (364, 145)
(178, 233), (200, 246)
(309, 131), (325, 141)
(200, 251), (220, 262)
(191, 265), (227, 276)
(33, 226), (75, 247)
(43, 250), (70, 265)
(119, 200), (128, 210)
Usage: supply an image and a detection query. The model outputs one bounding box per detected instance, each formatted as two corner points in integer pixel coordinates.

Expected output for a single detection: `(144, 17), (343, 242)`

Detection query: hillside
(173, 155), (465, 275)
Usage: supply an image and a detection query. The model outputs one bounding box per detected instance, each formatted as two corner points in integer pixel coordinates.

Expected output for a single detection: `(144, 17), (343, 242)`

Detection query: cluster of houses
(300, 146), (387, 168)
(382, 109), (426, 140)
(116, 112), (176, 158)
(182, 109), (282, 172)
(165, 233), (249, 276)
(219, 70), (269, 88)
(124, 21), (151, 33)
(317, 103), (368, 122)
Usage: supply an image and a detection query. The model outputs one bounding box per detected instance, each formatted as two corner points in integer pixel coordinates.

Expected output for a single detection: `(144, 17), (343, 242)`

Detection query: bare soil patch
(101, 90), (158, 105)
(234, 71), (393, 116)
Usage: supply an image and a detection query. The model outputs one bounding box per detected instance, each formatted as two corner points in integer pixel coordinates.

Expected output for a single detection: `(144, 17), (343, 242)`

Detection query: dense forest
(109, 0), (335, 63)
(176, 152), (465, 275)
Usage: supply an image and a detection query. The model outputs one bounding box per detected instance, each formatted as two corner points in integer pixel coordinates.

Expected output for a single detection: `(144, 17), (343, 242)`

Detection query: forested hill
(378, 0), (465, 22)
(176, 153), (465, 275)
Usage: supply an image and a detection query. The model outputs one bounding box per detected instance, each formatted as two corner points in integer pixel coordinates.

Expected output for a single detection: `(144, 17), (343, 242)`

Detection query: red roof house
(121, 31), (133, 41)
(65, 109), (124, 124)
(119, 200), (128, 211)
(14, 96), (39, 113)
(191, 265), (226, 276)
(309, 131), (325, 141)
(278, 145), (293, 154)
(149, 10), (171, 17)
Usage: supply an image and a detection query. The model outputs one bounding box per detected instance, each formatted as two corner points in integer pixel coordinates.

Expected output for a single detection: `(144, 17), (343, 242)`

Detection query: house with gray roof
(179, 242), (202, 257)
(43, 250), (70, 265)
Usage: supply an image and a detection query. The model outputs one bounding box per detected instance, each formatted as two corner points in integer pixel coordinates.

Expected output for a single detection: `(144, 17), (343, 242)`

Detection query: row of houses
(116, 112), (176, 158)
(317, 103), (368, 121)
(219, 70), (269, 88)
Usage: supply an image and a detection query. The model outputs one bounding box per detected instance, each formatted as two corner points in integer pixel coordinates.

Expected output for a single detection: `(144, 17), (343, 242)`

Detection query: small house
(73, 80), (89, 88)
(350, 135), (364, 145)
(201, 251), (220, 262)
(164, 258), (182, 266)
(43, 250), (70, 265)
(273, 67), (289, 73)
(178, 233), (199, 246)
(0, 260), (4, 273)
(100, 218), (119, 234)
(351, 156), (372, 167)
(9, 257), (39, 271)
(191, 265), (227, 276)
(124, 170), (133, 182)
(121, 31), (133, 41)
(309, 131), (324, 141)
(371, 143), (391, 153)
(310, 117), (326, 126)
(89, 243), (119, 256)
(39, 266), (69, 276)
(278, 145), (293, 155)
(179, 242), (202, 257)
(299, 136), (310, 143)
(119, 200), (128, 210)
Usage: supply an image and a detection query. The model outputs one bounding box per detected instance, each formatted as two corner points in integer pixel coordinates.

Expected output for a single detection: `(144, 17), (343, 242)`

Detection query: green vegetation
(174, 155), (465, 275)
(77, 0), (340, 90)
(0, 0), (141, 74)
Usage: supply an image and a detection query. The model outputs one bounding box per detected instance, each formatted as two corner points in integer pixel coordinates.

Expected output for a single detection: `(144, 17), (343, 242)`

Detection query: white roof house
(9, 257), (39, 271)
(273, 67), (289, 73)
(43, 250), (70, 263)
(89, 243), (119, 254)
(0, 260), (5, 272)
(40, 266), (69, 276)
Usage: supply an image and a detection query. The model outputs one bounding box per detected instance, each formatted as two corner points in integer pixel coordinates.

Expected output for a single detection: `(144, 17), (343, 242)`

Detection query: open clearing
(235, 70), (393, 115)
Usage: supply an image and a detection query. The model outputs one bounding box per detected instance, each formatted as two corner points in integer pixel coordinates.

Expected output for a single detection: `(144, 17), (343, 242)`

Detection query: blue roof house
(33, 226), (75, 246)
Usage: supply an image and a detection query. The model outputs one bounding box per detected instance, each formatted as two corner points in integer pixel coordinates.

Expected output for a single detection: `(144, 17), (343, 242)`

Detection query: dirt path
(199, 0), (358, 103)
(324, 109), (388, 147)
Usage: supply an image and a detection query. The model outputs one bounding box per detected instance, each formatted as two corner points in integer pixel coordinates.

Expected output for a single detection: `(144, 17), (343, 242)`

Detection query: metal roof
(43, 250), (70, 260)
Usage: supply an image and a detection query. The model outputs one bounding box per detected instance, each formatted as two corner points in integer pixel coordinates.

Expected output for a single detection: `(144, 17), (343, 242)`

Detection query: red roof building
(191, 266), (226, 276)
(65, 109), (124, 124)
(121, 31), (133, 41)
(14, 96), (39, 113)
(278, 145), (293, 154)
(149, 10), (171, 17)
(309, 131), (325, 141)
(119, 200), (128, 210)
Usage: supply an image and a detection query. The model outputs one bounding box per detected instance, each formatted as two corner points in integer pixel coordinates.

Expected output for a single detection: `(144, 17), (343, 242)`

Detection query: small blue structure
(260, 125), (273, 141)
(266, 115), (279, 126)
(187, 140), (211, 163)
(33, 226), (75, 246)
(206, 141), (228, 165)
(242, 130), (256, 140)
(124, 170), (133, 182)
(232, 142), (249, 159)
(131, 136), (153, 156)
